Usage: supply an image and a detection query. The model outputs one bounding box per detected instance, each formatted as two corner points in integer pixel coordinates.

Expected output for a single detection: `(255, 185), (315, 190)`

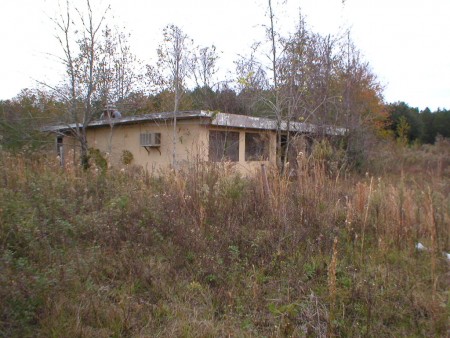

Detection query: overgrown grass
(0, 144), (449, 337)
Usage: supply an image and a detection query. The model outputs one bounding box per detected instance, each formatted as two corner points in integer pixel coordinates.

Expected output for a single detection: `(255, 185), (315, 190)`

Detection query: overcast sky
(1, 0), (449, 111)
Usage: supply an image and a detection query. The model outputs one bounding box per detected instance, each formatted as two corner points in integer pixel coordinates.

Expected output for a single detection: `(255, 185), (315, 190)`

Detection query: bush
(121, 150), (134, 165)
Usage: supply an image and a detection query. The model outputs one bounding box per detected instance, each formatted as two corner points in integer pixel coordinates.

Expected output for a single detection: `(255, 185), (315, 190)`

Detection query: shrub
(88, 147), (108, 172)
(121, 150), (134, 165)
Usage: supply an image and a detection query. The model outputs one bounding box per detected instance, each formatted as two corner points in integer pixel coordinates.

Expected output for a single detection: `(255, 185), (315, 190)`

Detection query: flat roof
(41, 110), (347, 136)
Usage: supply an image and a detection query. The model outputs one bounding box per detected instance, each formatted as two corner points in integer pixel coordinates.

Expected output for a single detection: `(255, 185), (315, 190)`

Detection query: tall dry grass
(0, 141), (449, 337)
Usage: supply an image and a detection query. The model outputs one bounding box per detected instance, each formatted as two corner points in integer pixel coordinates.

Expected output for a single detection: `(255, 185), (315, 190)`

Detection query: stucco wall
(59, 120), (278, 175)
(85, 119), (208, 173)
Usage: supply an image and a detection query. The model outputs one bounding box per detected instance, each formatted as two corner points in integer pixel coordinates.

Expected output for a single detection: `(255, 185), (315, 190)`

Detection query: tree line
(0, 0), (447, 163)
(386, 102), (450, 145)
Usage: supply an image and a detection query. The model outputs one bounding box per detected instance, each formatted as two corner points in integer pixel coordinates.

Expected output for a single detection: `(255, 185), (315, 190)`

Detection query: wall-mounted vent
(140, 132), (161, 147)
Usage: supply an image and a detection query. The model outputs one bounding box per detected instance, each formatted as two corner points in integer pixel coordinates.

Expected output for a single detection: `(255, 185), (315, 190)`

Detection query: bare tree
(191, 45), (219, 89)
(96, 26), (142, 112)
(233, 0), (290, 170)
(51, 1), (140, 168)
(155, 24), (193, 169)
(266, 0), (285, 168)
(234, 1), (384, 171)
(337, 32), (384, 164)
(234, 42), (269, 112)
(190, 45), (220, 109)
(52, 0), (109, 168)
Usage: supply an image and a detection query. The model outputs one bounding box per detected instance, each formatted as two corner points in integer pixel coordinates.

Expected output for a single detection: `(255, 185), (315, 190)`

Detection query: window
(140, 132), (161, 147)
(209, 130), (239, 162)
(56, 136), (63, 157)
(245, 133), (269, 161)
(56, 136), (64, 166)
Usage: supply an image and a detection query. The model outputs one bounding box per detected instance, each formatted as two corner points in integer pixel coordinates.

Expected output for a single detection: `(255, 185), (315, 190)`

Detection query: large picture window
(209, 130), (240, 162)
(245, 132), (269, 161)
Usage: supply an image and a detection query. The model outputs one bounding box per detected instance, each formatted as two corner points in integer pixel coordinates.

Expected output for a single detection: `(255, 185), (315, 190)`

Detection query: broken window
(209, 130), (239, 162)
(245, 132), (269, 161)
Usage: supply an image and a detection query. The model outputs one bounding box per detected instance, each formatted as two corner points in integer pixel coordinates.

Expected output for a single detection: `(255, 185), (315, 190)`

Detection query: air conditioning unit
(140, 132), (161, 147)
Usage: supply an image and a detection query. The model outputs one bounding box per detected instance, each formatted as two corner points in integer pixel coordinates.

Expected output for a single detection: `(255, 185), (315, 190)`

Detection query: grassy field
(0, 140), (449, 337)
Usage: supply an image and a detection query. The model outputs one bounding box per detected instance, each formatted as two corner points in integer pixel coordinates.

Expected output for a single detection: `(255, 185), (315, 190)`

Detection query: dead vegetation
(0, 140), (449, 337)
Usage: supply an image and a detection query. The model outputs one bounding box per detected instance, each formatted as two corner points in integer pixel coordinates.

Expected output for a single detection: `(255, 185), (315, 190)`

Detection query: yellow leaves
(237, 71), (255, 88)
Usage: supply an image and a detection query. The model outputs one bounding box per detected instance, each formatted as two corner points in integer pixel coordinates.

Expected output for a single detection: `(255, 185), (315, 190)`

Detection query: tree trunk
(80, 129), (89, 170)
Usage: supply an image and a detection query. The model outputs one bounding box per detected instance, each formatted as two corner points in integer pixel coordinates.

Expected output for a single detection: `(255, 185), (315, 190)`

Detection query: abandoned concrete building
(44, 110), (346, 174)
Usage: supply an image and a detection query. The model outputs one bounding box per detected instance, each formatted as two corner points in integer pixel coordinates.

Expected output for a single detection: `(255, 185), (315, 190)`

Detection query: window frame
(245, 132), (270, 161)
(208, 129), (240, 162)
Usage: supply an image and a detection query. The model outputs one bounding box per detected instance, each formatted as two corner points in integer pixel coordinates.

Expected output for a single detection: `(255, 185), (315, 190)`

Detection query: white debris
(415, 242), (427, 251)
(416, 242), (450, 262)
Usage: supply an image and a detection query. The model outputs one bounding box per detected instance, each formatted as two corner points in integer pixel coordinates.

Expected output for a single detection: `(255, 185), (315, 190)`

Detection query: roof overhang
(40, 110), (212, 133)
(41, 110), (347, 136)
